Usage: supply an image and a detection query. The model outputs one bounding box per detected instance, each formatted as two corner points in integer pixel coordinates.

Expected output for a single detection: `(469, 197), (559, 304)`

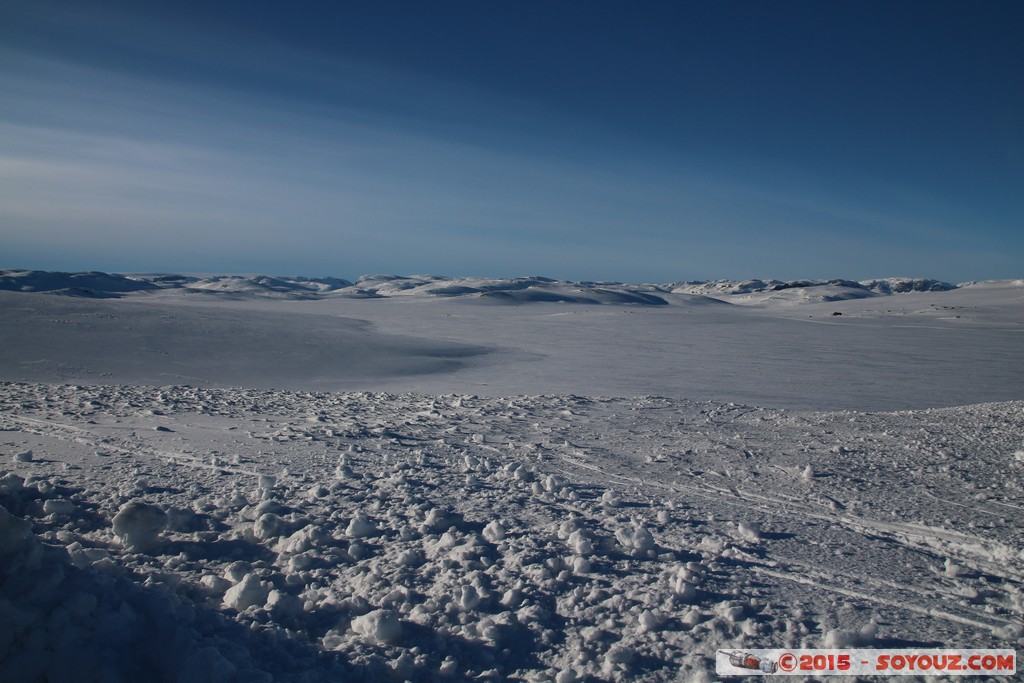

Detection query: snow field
(1, 382), (1022, 681)
(4, 277), (1024, 412)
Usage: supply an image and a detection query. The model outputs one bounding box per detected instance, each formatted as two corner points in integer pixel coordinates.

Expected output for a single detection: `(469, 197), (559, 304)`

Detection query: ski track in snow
(2, 382), (1022, 682)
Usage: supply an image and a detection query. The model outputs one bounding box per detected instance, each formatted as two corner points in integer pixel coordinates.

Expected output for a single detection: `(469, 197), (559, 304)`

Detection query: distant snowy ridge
(0, 270), (678, 304)
(671, 277), (959, 303)
(345, 275), (674, 305)
(0, 269), (968, 304)
(0, 270), (158, 297)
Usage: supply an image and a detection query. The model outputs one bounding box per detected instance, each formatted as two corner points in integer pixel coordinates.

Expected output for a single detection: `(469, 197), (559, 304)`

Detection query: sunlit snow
(1, 271), (1021, 681)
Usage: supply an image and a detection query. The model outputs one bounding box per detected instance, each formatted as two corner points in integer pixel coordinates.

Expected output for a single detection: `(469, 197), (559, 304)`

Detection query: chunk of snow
(350, 608), (403, 644)
(673, 568), (700, 603)
(252, 512), (285, 541)
(111, 501), (167, 551)
(398, 548), (424, 567)
(637, 609), (665, 633)
(199, 574), (231, 595)
(737, 521), (762, 542)
(456, 584), (482, 611)
(482, 520), (506, 543)
(824, 620), (878, 647)
(544, 474), (566, 493)
(346, 510), (377, 538)
(567, 529), (594, 556)
(42, 499), (76, 516)
(266, 589), (302, 619)
(222, 573), (270, 611)
(423, 507), (451, 531)
(223, 561), (251, 583)
(277, 524), (328, 554)
(605, 643), (634, 665)
(615, 523), (655, 557)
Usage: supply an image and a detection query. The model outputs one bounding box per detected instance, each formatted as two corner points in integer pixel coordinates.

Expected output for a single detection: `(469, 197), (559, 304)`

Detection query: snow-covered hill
(0, 269), (158, 297)
(671, 277), (958, 304)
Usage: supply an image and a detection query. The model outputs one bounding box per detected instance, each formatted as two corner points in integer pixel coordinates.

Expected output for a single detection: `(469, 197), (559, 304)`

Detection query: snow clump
(222, 572), (271, 612)
(111, 500), (167, 551)
(482, 519), (506, 542)
(350, 608), (404, 644)
(615, 521), (655, 557)
(737, 520), (762, 542)
(346, 510), (377, 538)
(824, 620), (879, 647)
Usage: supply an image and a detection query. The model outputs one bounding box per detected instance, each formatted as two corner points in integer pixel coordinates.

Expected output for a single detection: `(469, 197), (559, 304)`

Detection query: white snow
(111, 501), (167, 551)
(222, 573), (271, 612)
(0, 270), (1021, 680)
(2, 274), (1023, 410)
(350, 608), (404, 644)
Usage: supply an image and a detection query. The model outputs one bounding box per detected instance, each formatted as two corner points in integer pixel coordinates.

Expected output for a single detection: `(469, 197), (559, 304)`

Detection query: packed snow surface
(0, 271), (1022, 681)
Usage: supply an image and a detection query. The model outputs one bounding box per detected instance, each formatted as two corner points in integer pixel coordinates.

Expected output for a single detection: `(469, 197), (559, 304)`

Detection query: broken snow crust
(1, 382), (1022, 681)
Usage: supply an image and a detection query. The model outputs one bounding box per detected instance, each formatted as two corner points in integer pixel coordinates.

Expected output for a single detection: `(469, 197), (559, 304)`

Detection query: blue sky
(1, 1), (1021, 282)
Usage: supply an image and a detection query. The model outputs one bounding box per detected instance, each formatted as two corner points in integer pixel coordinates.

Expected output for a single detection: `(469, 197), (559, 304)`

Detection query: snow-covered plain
(1, 271), (1022, 681)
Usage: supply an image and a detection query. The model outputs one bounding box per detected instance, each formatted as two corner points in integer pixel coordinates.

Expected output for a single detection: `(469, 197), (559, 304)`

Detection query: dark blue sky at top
(1, 0), (1021, 281)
